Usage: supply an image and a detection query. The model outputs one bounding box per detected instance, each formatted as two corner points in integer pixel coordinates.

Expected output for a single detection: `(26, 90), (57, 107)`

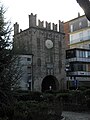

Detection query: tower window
(27, 66), (32, 74)
(37, 58), (41, 66)
(37, 38), (40, 49)
(27, 58), (31, 61)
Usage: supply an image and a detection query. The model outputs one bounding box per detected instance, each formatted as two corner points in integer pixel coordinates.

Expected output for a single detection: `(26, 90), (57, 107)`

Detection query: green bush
(42, 93), (55, 102)
(13, 100), (62, 120)
(56, 92), (70, 103)
(86, 98), (90, 110)
(13, 91), (42, 101)
(78, 86), (87, 91)
(84, 89), (90, 98)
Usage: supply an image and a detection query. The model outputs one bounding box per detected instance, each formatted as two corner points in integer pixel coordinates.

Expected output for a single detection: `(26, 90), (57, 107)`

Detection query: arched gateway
(42, 75), (59, 92)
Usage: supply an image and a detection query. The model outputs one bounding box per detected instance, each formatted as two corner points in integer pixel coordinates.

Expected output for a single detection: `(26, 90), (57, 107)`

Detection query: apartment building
(64, 14), (90, 89)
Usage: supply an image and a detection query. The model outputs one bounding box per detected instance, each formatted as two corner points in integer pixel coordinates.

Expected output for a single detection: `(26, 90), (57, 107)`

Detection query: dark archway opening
(41, 75), (58, 92)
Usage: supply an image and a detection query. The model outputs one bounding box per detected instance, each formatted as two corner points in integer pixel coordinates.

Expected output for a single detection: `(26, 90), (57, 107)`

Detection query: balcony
(68, 71), (90, 77)
(68, 57), (90, 63)
(70, 36), (90, 45)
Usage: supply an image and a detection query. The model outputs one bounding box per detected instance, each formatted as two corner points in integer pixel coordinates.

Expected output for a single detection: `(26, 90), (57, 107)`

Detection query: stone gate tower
(13, 13), (66, 92)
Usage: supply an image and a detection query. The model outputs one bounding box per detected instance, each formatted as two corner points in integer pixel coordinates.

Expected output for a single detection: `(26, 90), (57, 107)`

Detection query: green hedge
(84, 89), (90, 97)
(13, 100), (62, 120)
(13, 91), (42, 101)
(86, 98), (90, 109)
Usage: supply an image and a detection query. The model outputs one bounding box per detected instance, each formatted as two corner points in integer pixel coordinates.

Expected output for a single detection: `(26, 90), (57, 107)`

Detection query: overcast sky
(1, 0), (84, 30)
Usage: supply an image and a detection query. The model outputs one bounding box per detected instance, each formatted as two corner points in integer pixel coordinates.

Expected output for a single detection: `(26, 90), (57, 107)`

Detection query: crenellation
(20, 29), (22, 32)
(38, 20), (44, 28)
(14, 13), (64, 35)
(48, 22), (51, 30)
(59, 20), (64, 33)
(14, 22), (19, 35)
(45, 21), (51, 30)
(29, 13), (37, 27)
(52, 23), (57, 31)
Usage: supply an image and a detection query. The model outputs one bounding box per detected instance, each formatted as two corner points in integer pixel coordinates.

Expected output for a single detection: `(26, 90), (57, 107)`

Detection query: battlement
(38, 20), (44, 28)
(14, 13), (64, 35)
(29, 13), (63, 32)
(29, 13), (37, 27)
(29, 13), (64, 32)
(14, 22), (19, 35)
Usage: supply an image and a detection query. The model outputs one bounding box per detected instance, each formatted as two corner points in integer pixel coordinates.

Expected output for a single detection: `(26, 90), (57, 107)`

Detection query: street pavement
(62, 111), (90, 120)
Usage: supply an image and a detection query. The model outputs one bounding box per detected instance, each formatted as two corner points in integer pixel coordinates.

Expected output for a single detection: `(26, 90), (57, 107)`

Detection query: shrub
(84, 89), (90, 98)
(56, 92), (70, 103)
(13, 100), (62, 120)
(86, 98), (90, 110)
(13, 91), (42, 101)
(42, 93), (55, 102)
(78, 86), (87, 91)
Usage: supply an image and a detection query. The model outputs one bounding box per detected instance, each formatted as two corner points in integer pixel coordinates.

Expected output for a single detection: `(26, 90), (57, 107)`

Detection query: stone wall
(13, 13), (66, 91)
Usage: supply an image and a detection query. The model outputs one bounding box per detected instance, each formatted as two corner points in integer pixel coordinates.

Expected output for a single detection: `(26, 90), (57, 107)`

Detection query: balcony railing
(68, 57), (90, 63)
(70, 36), (90, 44)
(68, 71), (90, 76)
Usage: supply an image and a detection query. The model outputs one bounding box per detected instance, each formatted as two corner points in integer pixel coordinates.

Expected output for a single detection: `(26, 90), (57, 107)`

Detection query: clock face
(45, 40), (53, 49)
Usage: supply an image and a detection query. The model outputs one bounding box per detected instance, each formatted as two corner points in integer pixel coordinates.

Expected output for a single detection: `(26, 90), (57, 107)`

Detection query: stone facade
(13, 13), (66, 92)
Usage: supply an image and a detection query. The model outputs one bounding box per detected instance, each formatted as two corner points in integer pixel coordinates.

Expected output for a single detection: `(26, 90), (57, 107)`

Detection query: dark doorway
(41, 75), (59, 92)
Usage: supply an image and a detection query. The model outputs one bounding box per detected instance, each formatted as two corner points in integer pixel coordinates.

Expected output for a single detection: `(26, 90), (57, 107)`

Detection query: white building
(64, 14), (90, 89)
(19, 54), (33, 90)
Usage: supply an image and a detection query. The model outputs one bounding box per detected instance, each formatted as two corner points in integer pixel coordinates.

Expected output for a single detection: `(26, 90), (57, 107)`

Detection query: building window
(79, 32), (83, 41)
(79, 51), (85, 58)
(37, 38), (40, 49)
(70, 63), (75, 71)
(58, 41), (62, 48)
(27, 66), (32, 74)
(70, 35), (73, 44)
(47, 69), (50, 75)
(88, 64), (90, 72)
(70, 25), (73, 32)
(37, 58), (41, 66)
(46, 56), (50, 63)
(66, 50), (76, 59)
(88, 51), (90, 57)
(86, 51), (88, 58)
(79, 51), (82, 58)
(27, 58), (31, 61)
(28, 75), (32, 82)
(51, 69), (53, 75)
(71, 63), (86, 71)
(78, 64), (86, 71)
(87, 30), (90, 40)
(79, 22), (82, 28)
(28, 82), (31, 90)
(89, 44), (90, 49)
(59, 60), (62, 73)
(87, 20), (90, 27)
